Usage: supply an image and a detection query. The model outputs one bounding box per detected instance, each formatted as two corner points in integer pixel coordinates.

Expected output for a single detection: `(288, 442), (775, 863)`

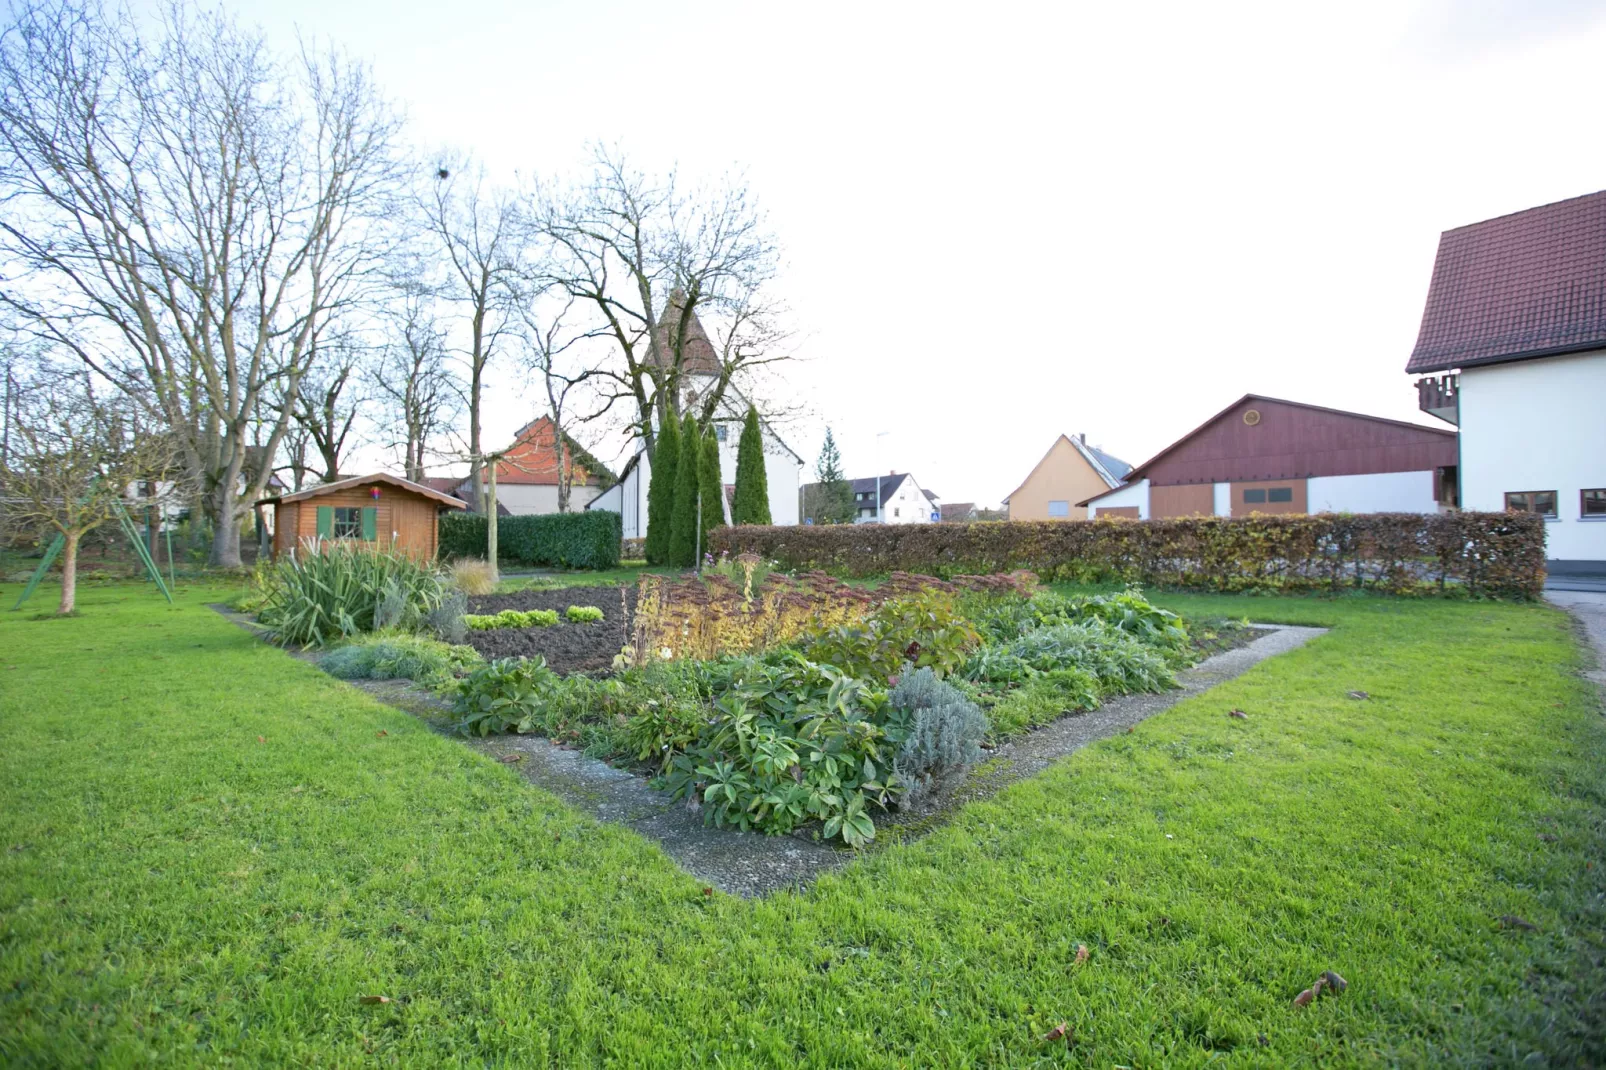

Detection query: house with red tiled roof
(1407, 189), (1606, 571)
(452, 416), (615, 516)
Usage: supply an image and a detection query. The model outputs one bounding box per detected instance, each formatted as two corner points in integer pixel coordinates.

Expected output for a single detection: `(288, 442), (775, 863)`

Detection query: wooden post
(486, 459), (499, 584)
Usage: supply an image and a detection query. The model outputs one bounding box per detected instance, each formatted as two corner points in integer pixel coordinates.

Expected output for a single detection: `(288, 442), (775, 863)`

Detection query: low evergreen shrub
(887, 667), (988, 801)
(318, 633), (482, 691)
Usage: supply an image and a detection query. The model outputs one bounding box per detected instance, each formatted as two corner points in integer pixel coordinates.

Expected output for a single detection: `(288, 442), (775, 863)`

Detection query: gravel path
(210, 605), (1326, 897)
(1545, 590), (1606, 690)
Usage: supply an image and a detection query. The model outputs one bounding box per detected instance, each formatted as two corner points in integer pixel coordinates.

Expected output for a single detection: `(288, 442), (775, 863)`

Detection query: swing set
(10, 499), (176, 610)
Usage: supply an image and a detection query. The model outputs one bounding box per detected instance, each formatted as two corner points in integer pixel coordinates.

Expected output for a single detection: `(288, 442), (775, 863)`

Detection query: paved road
(1545, 589), (1606, 689)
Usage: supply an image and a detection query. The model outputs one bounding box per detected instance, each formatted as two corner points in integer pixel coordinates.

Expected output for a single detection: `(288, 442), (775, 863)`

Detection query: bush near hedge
(711, 512), (1546, 599)
(439, 510), (622, 570)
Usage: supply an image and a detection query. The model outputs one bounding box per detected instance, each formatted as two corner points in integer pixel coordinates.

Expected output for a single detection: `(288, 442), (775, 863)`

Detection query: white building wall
(1458, 349), (1606, 563)
(879, 475), (936, 524)
(1212, 482), (1232, 517)
(1306, 470), (1438, 514)
(492, 483), (603, 516)
(1087, 479), (1150, 519)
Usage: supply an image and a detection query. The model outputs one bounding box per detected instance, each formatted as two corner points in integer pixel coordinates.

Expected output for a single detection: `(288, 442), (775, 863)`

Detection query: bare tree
(0, 0), (401, 566)
(1, 363), (181, 614)
(511, 288), (608, 513)
(371, 283), (460, 484)
(289, 331), (367, 484)
(531, 146), (791, 463)
(419, 155), (521, 513)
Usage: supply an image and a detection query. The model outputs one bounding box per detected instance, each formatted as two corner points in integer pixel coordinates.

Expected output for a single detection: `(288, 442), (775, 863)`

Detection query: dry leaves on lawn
(358, 995), (391, 1005)
(1228, 709), (1249, 720)
(497, 753), (523, 764)
(1347, 690), (1370, 700)
(1498, 914), (1539, 931)
(1292, 970), (1347, 1008)
(1073, 944), (1089, 965)
(1042, 1022), (1070, 1045)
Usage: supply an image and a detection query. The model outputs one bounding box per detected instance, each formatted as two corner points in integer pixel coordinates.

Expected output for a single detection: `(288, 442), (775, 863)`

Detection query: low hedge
(439, 511), (622, 570)
(711, 513), (1547, 598)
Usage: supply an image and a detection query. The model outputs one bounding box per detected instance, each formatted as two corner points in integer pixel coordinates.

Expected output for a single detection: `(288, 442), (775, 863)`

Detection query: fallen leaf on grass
(1228, 709), (1248, 720)
(358, 995), (390, 1005)
(1347, 690), (1370, 700)
(376, 730), (387, 738)
(1125, 726), (1135, 734)
(497, 754), (523, 764)
(1042, 1022), (1070, 1043)
(257, 736), (266, 743)
(1498, 914), (1539, 931)
(1073, 944), (1089, 965)
(1293, 970), (1347, 1008)
(703, 887), (714, 897)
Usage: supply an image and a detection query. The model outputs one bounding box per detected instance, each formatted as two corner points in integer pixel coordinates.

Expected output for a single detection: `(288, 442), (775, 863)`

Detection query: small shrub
(566, 605), (604, 623)
(426, 588), (468, 644)
(887, 667), (987, 801)
(318, 633), (482, 691)
(451, 558), (499, 596)
(454, 657), (559, 736)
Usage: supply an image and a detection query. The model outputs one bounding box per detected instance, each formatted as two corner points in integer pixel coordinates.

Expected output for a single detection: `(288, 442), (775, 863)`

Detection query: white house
(1407, 189), (1606, 572)
(586, 301), (804, 539)
(846, 473), (939, 524)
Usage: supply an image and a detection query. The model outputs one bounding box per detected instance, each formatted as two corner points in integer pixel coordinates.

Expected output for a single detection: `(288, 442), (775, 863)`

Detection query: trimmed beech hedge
(438, 510), (622, 570)
(712, 513), (1547, 598)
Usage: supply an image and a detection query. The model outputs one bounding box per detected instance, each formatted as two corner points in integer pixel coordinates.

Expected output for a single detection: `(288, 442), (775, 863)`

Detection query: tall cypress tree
(698, 423), (725, 559)
(643, 412), (679, 565)
(731, 406), (771, 525)
(668, 411), (701, 567)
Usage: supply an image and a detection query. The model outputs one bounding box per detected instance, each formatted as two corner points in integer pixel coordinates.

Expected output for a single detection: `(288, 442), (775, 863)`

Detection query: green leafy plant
(453, 657), (559, 736)
(985, 667), (1101, 735)
(257, 543), (444, 647)
(566, 605), (604, 623)
(646, 653), (901, 846)
(804, 590), (979, 682)
(464, 609), (559, 630)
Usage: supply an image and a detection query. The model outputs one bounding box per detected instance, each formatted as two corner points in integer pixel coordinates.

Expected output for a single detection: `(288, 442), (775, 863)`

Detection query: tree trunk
(486, 462), (499, 583)
(58, 531), (79, 615)
(209, 482), (243, 568)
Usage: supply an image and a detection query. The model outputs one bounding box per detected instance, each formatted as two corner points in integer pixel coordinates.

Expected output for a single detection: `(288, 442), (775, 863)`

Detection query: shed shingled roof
(1406, 189), (1606, 374)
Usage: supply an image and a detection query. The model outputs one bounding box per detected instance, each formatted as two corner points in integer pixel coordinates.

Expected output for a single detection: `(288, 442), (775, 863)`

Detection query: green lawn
(2, 581), (1604, 1065)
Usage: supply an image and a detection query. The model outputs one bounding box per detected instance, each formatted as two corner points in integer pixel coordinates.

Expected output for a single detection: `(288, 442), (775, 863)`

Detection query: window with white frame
(1047, 500), (1069, 517)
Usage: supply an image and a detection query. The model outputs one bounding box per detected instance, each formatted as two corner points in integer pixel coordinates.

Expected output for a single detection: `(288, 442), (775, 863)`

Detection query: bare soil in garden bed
(463, 585), (636, 675)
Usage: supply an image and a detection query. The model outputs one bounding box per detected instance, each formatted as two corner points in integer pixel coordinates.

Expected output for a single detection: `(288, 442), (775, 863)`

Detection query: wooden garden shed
(257, 473), (467, 561)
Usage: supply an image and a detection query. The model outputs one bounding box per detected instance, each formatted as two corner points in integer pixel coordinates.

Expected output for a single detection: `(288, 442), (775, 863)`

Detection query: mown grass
(2, 581), (1604, 1065)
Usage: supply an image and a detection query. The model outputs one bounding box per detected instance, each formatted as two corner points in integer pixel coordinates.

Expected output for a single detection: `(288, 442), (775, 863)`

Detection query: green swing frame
(11, 499), (175, 610)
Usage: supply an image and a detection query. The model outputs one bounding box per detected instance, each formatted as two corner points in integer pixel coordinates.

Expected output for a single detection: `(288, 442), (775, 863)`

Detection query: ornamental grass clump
(258, 542), (444, 647)
(450, 558), (499, 596)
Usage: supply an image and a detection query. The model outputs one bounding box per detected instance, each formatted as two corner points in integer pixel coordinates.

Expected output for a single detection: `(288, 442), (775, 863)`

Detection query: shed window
(1582, 489), (1606, 516)
(1242, 489), (1266, 504)
(332, 507), (363, 539)
(1047, 500), (1070, 517)
(1267, 487), (1293, 503)
(1505, 491), (1557, 518)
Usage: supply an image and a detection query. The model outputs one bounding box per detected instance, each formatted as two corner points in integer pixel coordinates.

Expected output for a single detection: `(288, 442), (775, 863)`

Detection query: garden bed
(462, 585), (635, 674)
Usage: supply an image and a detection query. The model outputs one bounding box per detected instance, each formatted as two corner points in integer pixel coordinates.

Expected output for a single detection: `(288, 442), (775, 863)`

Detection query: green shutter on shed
(315, 505), (333, 538)
(361, 507), (377, 541)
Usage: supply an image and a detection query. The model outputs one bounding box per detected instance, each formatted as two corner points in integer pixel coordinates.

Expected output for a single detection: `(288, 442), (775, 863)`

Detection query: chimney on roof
(1078, 433), (1086, 444)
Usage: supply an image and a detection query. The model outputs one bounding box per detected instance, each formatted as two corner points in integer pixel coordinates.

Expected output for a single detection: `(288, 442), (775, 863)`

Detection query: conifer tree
(698, 423), (725, 559)
(668, 411), (701, 566)
(811, 426), (854, 524)
(643, 412), (679, 565)
(731, 406), (771, 525)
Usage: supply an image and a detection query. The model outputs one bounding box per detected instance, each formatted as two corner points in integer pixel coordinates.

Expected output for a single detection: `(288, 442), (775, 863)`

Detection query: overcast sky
(215, 0), (1606, 505)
